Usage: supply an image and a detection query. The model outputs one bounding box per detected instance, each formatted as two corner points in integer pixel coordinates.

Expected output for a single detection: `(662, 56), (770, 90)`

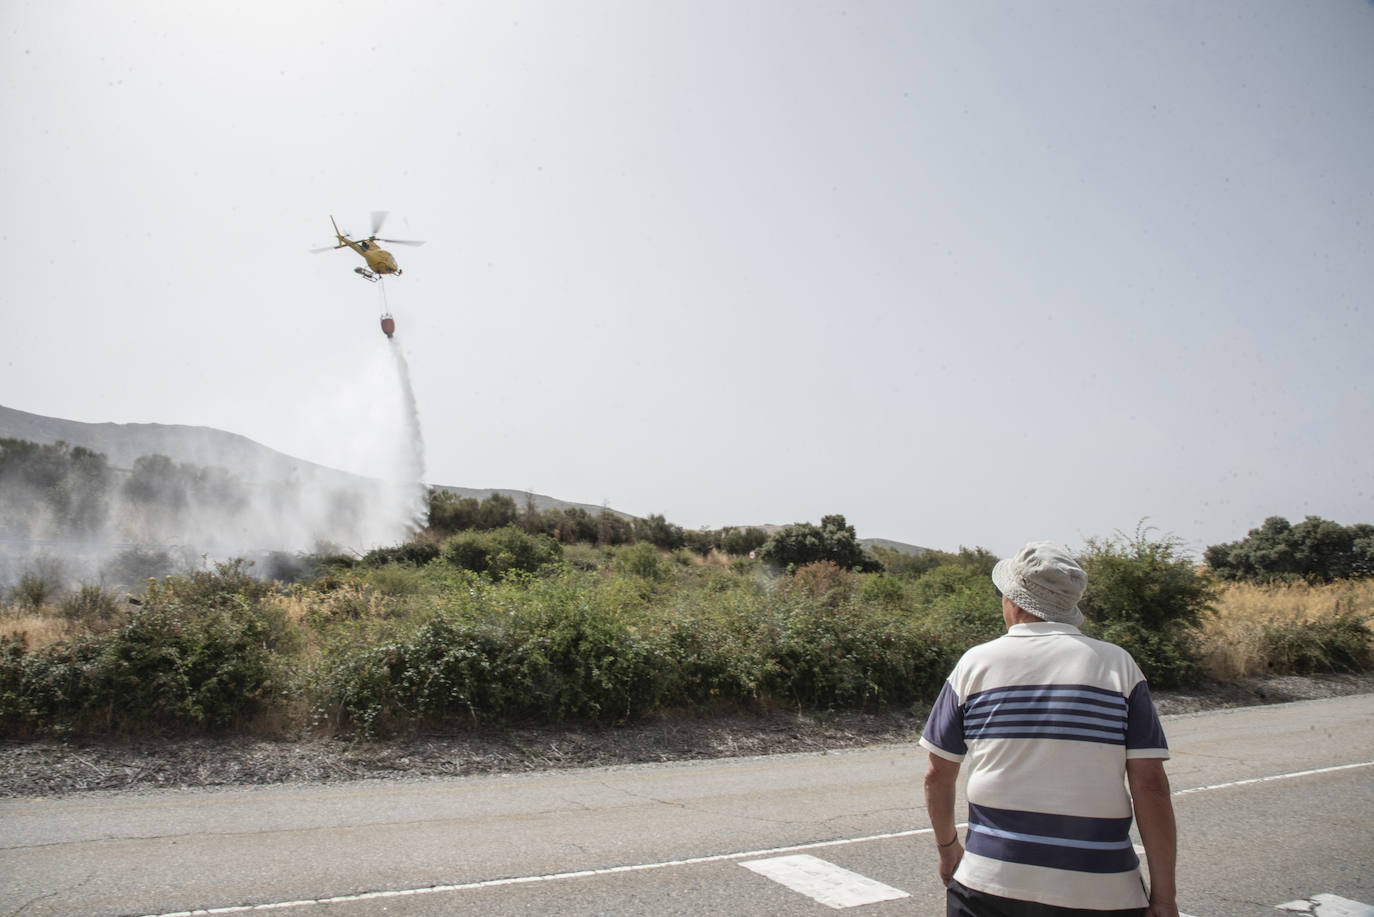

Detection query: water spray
(387, 337), (428, 533)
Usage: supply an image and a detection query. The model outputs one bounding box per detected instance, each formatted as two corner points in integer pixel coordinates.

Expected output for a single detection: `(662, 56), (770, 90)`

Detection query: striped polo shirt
(919, 621), (1169, 911)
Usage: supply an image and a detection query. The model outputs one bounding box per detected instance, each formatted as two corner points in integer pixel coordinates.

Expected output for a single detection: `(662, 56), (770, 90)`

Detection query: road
(1, 695), (1371, 916)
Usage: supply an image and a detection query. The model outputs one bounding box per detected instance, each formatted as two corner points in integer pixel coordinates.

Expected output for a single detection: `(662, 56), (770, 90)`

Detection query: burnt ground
(3, 673), (1371, 798)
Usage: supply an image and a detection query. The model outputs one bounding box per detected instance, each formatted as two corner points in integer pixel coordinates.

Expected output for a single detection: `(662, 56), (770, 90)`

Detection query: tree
(1205, 516), (1374, 583)
(0, 439), (113, 538)
(477, 493), (518, 530)
(426, 489), (480, 536)
(518, 492), (543, 535)
(543, 507), (598, 544)
(595, 510), (633, 547)
(632, 514), (685, 550)
(757, 514), (879, 572)
(425, 491), (520, 536)
(721, 527), (769, 557)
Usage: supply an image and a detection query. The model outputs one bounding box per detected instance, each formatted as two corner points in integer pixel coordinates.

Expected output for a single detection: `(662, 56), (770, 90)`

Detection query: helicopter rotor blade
(370, 210), (390, 237)
(308, 245), (336, 254)
(376, 238), (426, 247)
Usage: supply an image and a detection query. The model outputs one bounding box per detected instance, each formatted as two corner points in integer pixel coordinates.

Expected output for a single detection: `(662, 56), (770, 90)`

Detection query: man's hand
(1146, 901), (1180, 917)
(924, 752), (964, 887)
(937, 837), (964, 887)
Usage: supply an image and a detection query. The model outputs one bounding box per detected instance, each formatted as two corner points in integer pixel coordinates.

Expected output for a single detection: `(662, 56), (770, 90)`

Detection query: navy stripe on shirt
(966, 802), (1140, 874)
(963, 684), (1129, 745)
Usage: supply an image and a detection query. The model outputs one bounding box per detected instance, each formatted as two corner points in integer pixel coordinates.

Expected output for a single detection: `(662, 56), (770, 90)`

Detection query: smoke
(0, 336), (430, 594)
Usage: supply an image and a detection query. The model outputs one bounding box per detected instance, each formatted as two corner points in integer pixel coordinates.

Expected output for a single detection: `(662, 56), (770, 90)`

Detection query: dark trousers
(947, 879), (1147, 917)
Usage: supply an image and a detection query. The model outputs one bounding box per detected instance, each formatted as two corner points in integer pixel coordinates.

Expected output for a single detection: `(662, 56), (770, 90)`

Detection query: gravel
(3, 672), (1371, 798)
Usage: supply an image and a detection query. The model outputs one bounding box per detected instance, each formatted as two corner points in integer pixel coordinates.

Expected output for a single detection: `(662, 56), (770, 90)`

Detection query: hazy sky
(3, 1), (1372, 558)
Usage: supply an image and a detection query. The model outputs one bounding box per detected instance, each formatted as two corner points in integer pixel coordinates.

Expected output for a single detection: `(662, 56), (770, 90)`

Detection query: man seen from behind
(921, 541), (1179, 916)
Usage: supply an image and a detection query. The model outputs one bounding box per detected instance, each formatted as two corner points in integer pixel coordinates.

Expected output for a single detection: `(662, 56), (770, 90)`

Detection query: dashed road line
(1276, 894), (1374, 916)
(739, 854), (909, 909)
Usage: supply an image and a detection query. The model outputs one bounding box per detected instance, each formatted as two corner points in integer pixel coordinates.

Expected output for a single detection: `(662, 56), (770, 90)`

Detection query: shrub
(321, 574), (669, 733)
(763, 599), (958, 709)
(58, 585), (123, 630)
(872, 545), (998, 579)
(859, 573), (906, 608)
(787, 561), (854, 607)
(1259, 611), (1372, 674)
(911, 565), (1004, 646)
(362, 542), (440, 568)
(13, 572), (60, 609)
(612, 543), (673, 583)
(442, 526), (562, 579)
(1077, 525), (1219, 688)
(0, 563), (283, 734)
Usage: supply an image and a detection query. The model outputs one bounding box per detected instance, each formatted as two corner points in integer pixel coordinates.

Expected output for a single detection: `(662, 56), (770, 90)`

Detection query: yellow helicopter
(313, 212), (425, 282)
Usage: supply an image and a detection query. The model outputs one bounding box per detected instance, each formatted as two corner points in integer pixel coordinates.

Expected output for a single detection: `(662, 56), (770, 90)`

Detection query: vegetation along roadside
(2, 465), (1372, 798)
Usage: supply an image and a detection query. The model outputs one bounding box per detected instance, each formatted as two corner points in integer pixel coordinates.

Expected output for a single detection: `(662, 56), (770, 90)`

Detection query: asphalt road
(2, 695), (1371, 917)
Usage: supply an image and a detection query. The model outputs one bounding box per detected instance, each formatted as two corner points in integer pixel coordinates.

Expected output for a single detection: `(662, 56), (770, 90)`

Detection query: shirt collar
(1006, 621), (1082, 637)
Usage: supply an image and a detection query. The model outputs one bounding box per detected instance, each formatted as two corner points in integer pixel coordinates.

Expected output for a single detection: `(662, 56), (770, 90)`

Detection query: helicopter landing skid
(354, 266), (379, 282)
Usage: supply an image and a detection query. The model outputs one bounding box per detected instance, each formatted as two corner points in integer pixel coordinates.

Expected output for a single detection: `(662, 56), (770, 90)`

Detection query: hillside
(1, 404), (929, 553)
(0, 405), (623, 521)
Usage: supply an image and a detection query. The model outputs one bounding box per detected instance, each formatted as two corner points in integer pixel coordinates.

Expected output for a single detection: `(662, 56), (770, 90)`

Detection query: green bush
(612, 542), (673, 583)
(317, 566), (964, 735)
(442, 526), (562, 579)
(912, 565), (1005, 647)
(858, 573), (906, 608)
(322, 574), (668, 732)
(764, 599), (958, 709)
(362, 542), (441, 568)
(874, 545), (998, 579)
(0, 563), (283, 734)
(1077, 526), (1218, 688)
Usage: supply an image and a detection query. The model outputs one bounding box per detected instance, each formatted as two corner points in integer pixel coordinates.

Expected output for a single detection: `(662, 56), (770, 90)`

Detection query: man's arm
(923, 752), (963, 886)
(1126, 757), (1179, 917)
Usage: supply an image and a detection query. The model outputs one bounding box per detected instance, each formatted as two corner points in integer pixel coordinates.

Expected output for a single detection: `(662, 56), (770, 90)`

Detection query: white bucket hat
(992, 542), (1087, 626)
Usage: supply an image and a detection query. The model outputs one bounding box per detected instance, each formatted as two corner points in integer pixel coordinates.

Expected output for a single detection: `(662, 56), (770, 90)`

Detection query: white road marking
(135, 759), (1374, 917)
(739, 854), (909, 909)
(1172, 761), (1374, 797)
(1276, 895), (1374, 916)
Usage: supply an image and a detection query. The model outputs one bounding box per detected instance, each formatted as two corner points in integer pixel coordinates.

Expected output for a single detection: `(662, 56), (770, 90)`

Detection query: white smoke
(1, 335), (429, 593)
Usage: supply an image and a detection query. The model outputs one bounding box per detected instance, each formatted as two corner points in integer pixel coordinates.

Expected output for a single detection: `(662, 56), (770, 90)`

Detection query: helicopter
(312, 211), (425, 282)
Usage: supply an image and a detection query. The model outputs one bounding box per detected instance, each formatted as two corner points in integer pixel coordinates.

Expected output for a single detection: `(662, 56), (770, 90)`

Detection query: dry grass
(0, 605), (71, 649)
(1193, 579), (1374, 680)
